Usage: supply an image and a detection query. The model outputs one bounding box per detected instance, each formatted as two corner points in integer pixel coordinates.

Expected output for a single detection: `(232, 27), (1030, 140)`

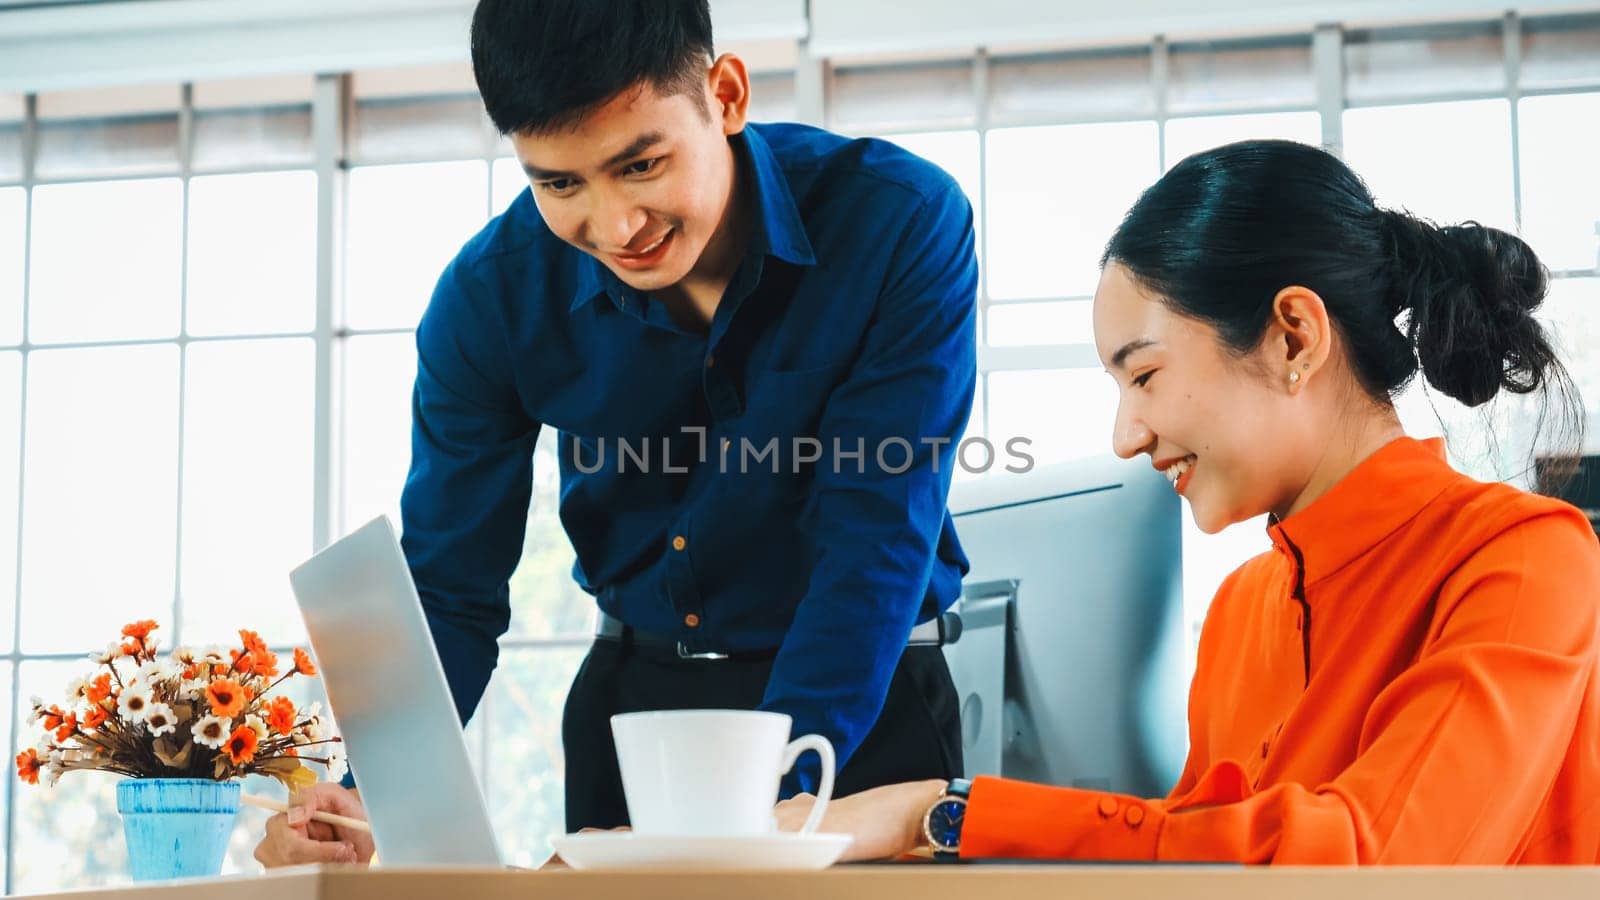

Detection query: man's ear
(707, 53), (750, 134)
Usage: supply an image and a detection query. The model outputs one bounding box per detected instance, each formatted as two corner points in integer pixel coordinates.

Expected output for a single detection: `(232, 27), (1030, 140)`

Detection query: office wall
(809, 0), (1593, 55)
(0, 0), (807, 92)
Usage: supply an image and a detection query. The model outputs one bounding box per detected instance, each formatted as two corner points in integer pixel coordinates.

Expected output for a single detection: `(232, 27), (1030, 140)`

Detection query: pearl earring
(1289, 370), (1301, 384)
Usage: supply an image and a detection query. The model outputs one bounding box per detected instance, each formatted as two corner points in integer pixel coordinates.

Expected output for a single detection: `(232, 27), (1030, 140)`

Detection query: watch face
(927, 797), (966, 851)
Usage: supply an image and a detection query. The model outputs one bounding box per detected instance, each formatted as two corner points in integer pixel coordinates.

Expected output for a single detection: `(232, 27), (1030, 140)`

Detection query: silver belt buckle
(676, 641), (730, 660)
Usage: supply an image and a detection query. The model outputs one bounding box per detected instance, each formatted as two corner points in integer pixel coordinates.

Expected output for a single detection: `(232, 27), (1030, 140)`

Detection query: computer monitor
(1537, 453), (1600, 537)
(944, 453), (1189, 798)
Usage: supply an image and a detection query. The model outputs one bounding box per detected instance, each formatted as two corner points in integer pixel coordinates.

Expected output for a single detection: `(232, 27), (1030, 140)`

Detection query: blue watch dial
(927, 797), (966, 851)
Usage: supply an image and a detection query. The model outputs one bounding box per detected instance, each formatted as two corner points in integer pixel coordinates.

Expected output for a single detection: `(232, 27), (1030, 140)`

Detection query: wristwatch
(922, 778), (972, 859)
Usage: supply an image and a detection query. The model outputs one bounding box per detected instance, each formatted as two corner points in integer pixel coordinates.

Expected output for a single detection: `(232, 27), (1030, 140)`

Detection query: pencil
(240, 792), (373, 834)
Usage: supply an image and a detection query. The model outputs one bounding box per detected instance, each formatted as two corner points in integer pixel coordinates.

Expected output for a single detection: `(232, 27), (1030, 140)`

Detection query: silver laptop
(289, 515), (504, 867)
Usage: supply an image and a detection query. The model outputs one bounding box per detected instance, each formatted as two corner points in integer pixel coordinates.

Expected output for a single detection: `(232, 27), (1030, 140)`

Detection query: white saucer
(549, 831), (854, 871)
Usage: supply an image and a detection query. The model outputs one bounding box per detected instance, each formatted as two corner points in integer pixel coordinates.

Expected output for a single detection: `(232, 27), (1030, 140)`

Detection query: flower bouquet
(15, 620), (345, 881)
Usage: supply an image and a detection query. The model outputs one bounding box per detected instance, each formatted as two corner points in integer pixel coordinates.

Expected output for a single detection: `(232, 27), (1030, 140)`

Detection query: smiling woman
(793, 139), (1600, 865)
(1097, 140), (1583, 532)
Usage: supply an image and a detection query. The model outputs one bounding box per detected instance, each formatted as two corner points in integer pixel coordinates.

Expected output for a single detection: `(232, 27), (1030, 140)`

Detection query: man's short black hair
(471, 0), (715, 136)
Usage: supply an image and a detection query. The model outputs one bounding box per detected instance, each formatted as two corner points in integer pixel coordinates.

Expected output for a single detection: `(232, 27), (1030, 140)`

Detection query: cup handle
(779, 733), (835, 835)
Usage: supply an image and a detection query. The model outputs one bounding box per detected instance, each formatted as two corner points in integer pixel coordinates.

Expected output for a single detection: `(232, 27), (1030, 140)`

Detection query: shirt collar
(1267, 436), (1460, 588)
(568, 125), (816, 312)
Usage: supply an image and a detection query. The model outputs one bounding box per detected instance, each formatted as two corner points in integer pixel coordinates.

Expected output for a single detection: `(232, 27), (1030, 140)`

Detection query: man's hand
(253, 783), (375, 868)
(774, 779), (947, 862)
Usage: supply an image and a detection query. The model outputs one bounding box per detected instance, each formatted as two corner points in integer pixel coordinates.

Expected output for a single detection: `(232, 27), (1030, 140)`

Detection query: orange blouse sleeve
(960, 513), (1600, 864)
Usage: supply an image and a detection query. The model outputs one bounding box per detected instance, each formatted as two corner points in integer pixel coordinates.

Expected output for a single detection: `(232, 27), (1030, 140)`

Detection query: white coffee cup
(611, 710), (835, 837)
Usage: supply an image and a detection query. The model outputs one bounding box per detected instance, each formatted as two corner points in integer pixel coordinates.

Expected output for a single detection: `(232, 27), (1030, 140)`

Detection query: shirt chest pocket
(740, 361), (851, 442)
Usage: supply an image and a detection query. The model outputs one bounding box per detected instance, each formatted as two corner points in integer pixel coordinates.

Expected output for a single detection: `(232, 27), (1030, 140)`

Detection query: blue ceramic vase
(115, 778), (240, 881)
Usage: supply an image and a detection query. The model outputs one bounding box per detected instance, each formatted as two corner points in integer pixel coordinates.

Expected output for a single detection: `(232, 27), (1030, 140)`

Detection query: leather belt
(595, 610), (961, 660)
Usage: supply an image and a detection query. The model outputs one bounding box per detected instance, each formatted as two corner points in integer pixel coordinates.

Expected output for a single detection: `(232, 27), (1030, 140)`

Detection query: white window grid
(1, 10), (1598, 891)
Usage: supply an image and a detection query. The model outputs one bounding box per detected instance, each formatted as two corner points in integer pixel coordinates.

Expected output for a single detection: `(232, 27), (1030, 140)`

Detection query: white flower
(244, 715), (269, 742)
(24, 696), (45, 724)
(171, 646), (198, 665)
(144, 702), (177, 737)
(35, 734), (55, 756)
(135, 659), (174, 685)
(117, 682), (154, 722)
(64, 676), (89, 702)
(93, 642), (126, 664)
(192, 714), (231, 749)
(45, 747), (74, 786)
(177, 678), (209, 700)
(306, 715), (331, 744)
(323, 743), (348, 782)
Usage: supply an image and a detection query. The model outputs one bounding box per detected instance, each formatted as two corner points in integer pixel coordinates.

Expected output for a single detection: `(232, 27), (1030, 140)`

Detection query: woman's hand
(254, 783), (375, 868)
(774, 779), (948, 862)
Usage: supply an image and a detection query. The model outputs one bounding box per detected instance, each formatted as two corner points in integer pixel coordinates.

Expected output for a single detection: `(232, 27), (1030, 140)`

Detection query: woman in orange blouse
(776, 140), (1600, 864)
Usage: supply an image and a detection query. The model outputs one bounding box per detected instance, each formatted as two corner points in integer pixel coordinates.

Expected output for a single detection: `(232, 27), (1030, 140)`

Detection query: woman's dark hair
(471, 0), (713, 135)
(1102, 139), (1584, 479)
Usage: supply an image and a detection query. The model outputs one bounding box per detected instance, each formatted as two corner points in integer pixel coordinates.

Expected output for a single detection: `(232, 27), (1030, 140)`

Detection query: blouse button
(1125, 805), (1145, 827)
(1097, 797), (1119, 819)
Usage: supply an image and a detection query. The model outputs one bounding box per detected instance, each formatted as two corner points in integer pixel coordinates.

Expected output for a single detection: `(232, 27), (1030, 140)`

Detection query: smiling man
(340, 0), (972, 840)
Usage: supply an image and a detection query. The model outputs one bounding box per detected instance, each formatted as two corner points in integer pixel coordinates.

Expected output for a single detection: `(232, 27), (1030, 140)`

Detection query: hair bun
(1381, 209), (1553, 407)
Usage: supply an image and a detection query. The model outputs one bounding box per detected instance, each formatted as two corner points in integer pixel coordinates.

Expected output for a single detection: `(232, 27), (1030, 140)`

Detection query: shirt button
(671, 535), (687, 551)
(684, 614), (700, 628)
(1125, 805), (1145, 827)
(1097, 797), (1118, 818)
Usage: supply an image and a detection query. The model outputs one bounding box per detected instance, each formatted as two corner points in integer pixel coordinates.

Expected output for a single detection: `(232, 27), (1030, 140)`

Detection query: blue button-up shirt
(400, 121), (977, 789)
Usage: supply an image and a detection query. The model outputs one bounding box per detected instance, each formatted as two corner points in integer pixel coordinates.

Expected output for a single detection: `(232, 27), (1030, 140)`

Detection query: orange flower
(15, 748), (41, 785)
(82, 705), (108, 731)
(120, 638), (141, 657)
(121, 620), (159, 641)
(230, 648), (278, 678)
(54, 712), (77, 742)
(240, 629), (269, 656)
(85, 673), (112, 705)
(242, 630), (281, 675)
(40, 706), (65, 732)
(265, 696), (297, 735)
(224, 724), (259, 765)
(292, 648), (317, 677)
(205, 679), (250, 718)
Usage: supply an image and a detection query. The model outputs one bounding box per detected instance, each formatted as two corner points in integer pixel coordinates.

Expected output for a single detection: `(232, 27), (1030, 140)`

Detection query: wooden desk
(16, 864), (1600, 899)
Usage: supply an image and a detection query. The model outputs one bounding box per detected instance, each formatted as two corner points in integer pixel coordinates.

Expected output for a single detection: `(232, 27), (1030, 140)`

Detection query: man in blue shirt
(254, 0), (975, 859)
(436, 0), (975, 831)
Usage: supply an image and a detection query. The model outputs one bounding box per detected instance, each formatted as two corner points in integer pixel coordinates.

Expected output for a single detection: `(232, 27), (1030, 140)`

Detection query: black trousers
(562, 638), (963, 831)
